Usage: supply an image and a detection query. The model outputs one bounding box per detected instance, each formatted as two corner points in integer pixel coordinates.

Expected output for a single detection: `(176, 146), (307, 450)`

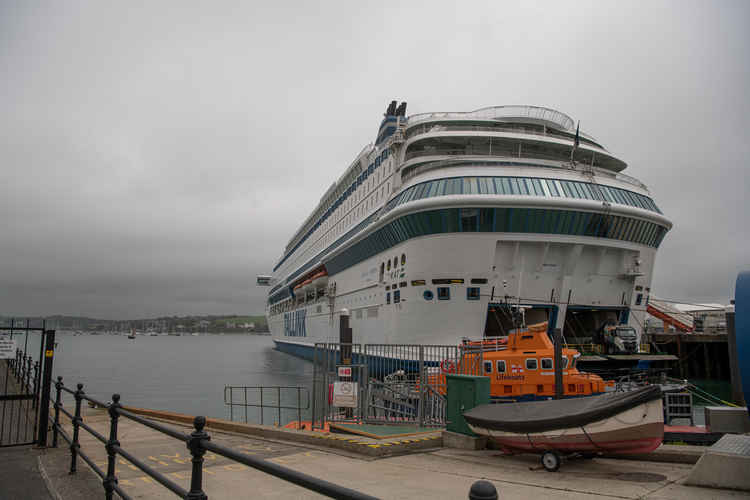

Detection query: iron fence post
(104, 394), (121, 500)
(53, 376), (63, 448)
(21, 355), (27, 388)
(32, 361), (40, 409)
(418, 345), (424, 428)
(70, 383), (84, 474)
(37, 330), (56, 446)
(297, 388), (301, 430)
(186, 416), (209, 500)
(278, 386), (281, 426)
(260, 388), (263, 425)
(25, 356), (31, 392)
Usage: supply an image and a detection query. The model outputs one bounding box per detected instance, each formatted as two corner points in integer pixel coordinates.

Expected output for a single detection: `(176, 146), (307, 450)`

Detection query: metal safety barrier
(51, 377), (378, 500)
(223, 385), (309, 427)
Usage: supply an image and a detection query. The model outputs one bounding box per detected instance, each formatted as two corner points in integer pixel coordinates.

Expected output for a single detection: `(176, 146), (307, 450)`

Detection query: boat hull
(467, 398), (663, 455)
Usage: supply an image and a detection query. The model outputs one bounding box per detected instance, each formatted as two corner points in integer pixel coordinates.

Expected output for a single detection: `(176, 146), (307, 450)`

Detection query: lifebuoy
(440, 359), (457, 374)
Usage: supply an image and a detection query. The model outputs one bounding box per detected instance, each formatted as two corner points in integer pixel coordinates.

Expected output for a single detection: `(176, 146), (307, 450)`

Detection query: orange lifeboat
(311, 270), (328, 288)
(430, 322), (613, 401)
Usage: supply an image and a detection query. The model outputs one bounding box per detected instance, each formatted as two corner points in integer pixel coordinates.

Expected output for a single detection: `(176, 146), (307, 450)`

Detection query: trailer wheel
(541, 451), (561, 472)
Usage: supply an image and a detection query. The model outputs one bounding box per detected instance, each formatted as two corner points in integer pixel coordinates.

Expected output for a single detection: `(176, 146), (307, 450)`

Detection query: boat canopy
(463, 386), (662, 434)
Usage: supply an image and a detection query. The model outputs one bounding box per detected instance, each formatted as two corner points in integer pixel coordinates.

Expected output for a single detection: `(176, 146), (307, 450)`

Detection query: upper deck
(403, 105), (626, 172)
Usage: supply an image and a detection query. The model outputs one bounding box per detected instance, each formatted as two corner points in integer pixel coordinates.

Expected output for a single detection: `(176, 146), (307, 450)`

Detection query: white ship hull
(264, 104), (671, 358)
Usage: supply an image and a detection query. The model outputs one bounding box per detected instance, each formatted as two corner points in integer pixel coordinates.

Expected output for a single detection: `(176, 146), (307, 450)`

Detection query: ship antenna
(569, 120), (580, 167)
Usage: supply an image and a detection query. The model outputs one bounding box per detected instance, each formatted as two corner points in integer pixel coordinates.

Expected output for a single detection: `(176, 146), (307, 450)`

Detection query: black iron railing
(51, 377), (379, 500)
(224, 385), (309, 427)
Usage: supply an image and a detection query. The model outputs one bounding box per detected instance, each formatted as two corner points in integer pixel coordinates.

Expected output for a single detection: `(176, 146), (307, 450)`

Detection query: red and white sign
(337, 366), (352, 378)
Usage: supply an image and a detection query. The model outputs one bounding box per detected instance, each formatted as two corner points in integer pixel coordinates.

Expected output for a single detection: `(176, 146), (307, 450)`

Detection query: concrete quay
(19, 407), (745, 500)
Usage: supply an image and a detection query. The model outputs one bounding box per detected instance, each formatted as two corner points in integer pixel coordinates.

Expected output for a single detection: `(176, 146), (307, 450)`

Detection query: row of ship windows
(384, 176), (661, 215)
(325, 207), (669, 277)
(275, 148), (392, 273)
(386, 287), (482, 304)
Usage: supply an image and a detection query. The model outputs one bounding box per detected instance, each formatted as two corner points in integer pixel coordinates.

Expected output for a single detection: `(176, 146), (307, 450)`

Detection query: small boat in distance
(463, 385), (663, 471)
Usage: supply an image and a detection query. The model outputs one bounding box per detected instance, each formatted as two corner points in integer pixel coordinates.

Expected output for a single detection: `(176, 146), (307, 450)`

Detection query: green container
(446, 374), (491, 435)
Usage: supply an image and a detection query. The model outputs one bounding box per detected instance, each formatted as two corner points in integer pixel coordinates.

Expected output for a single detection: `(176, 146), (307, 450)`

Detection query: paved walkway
(0, 446), (53, 500)
(46, 407), (749, 499)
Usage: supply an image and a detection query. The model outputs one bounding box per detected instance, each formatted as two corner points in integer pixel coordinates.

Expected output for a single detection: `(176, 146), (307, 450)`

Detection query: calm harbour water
(43, 332), (731, 427)
(52, 333), (312, 423)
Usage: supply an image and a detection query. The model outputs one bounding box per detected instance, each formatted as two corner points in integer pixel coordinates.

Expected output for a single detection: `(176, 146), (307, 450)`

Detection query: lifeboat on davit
(433, 322), (613, 401)
(301, 279), (313, 294)
(311, 270), (328, 288)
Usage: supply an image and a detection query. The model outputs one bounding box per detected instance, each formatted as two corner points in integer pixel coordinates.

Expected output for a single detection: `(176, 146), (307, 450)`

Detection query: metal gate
(311, 342), (484, 429)
(0, 320), (55, 447)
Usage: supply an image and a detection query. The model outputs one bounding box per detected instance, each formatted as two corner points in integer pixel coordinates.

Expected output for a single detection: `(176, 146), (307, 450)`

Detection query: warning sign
(0, 338), (17, 359)
(337, 366), (352, 378)
(332, 381), (358, 408)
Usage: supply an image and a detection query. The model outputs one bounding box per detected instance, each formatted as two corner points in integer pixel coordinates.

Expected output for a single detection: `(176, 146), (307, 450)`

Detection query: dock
(12, 405), (744, 499)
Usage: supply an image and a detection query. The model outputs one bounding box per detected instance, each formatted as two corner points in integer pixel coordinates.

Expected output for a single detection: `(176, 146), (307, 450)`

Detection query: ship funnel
(386, 100), (397, 116)
(396, 101), (407, 116)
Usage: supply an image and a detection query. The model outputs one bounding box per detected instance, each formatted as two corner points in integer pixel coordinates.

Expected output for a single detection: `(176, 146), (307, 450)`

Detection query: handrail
(404, 123), (604, 149)
(50, 376), (378, 500)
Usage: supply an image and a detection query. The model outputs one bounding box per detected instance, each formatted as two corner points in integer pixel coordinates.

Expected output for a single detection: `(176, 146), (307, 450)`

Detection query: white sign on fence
(0, 338), (17, 359)
(332, 381), (358, 408)
(337, 366), (352, 378)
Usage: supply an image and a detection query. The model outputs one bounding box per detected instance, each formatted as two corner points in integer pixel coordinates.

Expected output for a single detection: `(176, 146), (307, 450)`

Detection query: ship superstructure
(261, 102), (672, 358)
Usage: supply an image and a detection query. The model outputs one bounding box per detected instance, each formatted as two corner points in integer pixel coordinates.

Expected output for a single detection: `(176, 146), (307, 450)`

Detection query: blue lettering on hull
(284, 309), (307, 337)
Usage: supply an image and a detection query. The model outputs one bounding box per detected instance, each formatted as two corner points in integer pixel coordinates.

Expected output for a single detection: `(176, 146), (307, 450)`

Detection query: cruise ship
(260, 102), (672, 359)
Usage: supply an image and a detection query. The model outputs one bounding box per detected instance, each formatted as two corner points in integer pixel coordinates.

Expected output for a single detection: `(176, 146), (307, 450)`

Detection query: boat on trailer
(463, 385), (663, 471)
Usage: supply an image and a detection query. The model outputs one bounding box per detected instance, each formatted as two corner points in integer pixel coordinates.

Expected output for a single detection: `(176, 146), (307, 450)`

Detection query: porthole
(401, 253), (406, 265)
(387, 260), (391, 271)
(423, 290), (434, 300)
(393, 256), (398, 268)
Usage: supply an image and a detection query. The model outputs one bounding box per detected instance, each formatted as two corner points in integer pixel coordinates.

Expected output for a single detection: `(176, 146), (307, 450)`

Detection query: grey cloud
(1, 0), (748, 318)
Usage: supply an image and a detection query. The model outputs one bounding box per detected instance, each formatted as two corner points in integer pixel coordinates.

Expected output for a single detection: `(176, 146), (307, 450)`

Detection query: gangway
(647, 299), (694, 332)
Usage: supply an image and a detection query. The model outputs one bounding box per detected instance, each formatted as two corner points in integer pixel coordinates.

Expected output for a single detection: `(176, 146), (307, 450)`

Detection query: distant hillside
(1, 314), (268, 333)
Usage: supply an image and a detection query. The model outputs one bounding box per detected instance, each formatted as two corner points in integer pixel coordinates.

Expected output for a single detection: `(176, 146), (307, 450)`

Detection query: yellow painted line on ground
(148, 456), (169, 466)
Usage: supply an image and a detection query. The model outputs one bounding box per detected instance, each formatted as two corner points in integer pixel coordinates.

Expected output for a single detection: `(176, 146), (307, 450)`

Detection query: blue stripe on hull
(274, 340), (316, 361)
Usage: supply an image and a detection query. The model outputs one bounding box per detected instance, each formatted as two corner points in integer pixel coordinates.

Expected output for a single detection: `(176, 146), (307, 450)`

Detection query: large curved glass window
(324, 206), (669, 276)
(384, 176), (662, 216)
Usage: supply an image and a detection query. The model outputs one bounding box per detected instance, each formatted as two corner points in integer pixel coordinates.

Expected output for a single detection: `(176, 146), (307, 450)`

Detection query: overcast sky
(1, 1), (748, 319)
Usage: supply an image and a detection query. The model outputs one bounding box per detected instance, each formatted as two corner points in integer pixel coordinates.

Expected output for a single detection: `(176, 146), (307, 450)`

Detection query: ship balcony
(404, 121), (604, 149)
(401, 134), (626, 172)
